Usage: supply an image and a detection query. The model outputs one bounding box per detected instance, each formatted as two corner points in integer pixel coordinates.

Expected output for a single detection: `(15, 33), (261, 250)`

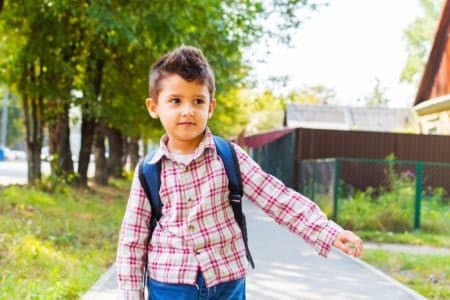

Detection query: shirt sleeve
(233, 144), (343, 257)
(116, 164), (151, 294)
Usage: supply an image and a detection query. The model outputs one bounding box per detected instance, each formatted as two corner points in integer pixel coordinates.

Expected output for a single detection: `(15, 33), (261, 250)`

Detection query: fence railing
(298, 158), (450, 233)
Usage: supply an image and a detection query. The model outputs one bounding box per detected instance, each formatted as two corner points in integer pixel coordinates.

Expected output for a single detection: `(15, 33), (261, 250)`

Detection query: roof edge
(413, 93), (450, 115)
(414, 0), (450, 105)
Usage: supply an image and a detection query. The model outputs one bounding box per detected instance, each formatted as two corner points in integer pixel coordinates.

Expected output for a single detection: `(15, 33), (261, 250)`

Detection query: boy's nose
(181, 105), (195, 116)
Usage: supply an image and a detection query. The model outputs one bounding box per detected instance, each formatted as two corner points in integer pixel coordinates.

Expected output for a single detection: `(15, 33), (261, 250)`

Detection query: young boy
(116, 45), (363, 300)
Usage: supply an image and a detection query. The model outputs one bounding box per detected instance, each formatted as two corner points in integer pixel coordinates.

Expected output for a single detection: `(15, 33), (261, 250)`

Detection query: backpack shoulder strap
(213, 135), (255, 269)
(213, 136), (243, 200)
(138, 150), (162, 226)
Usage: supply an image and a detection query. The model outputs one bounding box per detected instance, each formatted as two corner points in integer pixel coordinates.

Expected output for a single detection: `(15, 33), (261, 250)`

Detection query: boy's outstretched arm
(333, 230), (364, 257)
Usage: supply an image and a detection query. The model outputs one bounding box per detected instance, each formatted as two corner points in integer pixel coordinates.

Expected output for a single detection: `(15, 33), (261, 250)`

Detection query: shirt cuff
(118, 289), (145, 300)
(315, 220), (343, 257)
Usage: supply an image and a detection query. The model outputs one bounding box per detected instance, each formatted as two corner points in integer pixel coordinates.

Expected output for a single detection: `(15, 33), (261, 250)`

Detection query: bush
(337, 167), (449, 234)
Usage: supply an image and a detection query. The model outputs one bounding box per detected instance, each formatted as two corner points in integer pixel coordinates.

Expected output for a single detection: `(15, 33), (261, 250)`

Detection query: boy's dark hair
(149, 45), (215, 101)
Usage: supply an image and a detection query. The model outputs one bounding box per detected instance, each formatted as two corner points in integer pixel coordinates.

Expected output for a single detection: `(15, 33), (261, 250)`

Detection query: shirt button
(184, 165), (189, 172)
(188, 225), (195, 232)
(193, 247), (201, 255)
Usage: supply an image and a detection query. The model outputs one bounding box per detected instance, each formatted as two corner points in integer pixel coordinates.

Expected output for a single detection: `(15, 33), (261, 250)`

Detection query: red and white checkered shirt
(116, 128), (342, 298)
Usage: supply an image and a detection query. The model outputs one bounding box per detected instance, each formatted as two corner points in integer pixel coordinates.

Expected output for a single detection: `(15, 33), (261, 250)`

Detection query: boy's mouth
(178, 122), (195, 126)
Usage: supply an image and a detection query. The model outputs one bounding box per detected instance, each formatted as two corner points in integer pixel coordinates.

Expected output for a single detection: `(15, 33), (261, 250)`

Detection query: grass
(362, 249), (450, 299)
(0, 179), (128, 299)
(358, 230), (450, 248)
(1, 177), (449, 299)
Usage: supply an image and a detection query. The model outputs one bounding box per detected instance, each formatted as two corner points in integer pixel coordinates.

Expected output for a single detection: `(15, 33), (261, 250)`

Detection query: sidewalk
(83, 201), (427, 300)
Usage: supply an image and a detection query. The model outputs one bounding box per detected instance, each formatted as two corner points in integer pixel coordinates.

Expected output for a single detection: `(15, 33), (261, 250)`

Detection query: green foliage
(242, 85), (337, 134)
(285, 85), (336, 104)
(0, 182), (128, 298)
(362, 249), (450, 299)
(0, 0), (322, 182)
(209, 88), (252, 138)
(364, 78), (390, 107)
(243, 89), (285, 134)
(400, 0), (444, 84)
(337, 160), (449, 234)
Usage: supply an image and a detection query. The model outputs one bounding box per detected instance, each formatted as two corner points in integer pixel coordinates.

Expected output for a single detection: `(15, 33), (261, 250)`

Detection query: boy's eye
(170, 98), (180, 104)
(194, 98), (205, 104)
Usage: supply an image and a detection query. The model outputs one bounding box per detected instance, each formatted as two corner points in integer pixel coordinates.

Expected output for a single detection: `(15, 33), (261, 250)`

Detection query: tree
(1, 0), (323, 186)
(286, 85), (336, 104)
(243, 89), (284, 134)
(400, 0), (444, 84)
(364, 78), (390, 107)
(0, 2), (89, 183)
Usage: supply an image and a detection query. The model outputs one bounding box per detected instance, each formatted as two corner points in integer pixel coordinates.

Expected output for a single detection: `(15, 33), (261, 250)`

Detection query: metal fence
(249, 132), (296, 188)
(298, 158), (450, 233)
(246, 128), (450, 233)
(251, 146), (450, 233)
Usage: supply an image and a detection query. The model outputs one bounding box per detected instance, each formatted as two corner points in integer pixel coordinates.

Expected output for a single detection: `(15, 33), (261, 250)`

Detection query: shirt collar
(149, 127), (216, 164)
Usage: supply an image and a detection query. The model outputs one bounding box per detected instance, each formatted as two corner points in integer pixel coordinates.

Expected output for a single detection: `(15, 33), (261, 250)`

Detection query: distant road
(0, 160), (94, 185)
(0, 160), (31, 185)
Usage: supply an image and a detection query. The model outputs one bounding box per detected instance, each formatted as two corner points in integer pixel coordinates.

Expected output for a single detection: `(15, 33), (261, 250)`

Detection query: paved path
(83, 201), (427, 300)
(0, 160), (95, 185)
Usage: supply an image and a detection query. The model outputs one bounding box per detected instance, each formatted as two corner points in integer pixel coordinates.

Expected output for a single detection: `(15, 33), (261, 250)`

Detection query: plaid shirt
(116, 128), (342, 298)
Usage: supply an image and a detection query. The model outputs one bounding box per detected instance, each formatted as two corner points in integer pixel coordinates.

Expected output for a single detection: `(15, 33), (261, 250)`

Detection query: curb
(344, 253), (427, 300)
(82, 264), (118, 300)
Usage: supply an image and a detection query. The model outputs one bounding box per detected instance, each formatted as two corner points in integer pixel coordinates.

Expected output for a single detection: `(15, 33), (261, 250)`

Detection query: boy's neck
(167, 134), (204, 155)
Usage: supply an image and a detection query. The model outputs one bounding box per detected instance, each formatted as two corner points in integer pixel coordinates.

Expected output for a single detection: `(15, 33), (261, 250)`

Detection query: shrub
(337, 165), (449, 234)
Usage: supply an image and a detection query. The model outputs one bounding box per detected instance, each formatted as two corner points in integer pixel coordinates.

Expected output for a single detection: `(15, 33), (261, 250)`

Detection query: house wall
(417, 111), (450, 134)
(414, 28), (450, 135)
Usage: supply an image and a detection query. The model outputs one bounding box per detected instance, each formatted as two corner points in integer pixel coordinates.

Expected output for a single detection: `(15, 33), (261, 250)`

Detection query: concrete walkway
(83, 201), (427, 300)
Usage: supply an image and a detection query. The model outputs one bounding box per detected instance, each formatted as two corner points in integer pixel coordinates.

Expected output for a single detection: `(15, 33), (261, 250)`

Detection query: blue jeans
(147, 272), (246, 300)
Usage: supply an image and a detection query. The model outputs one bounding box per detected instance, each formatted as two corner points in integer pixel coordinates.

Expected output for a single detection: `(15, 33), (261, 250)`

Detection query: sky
(249, 0), (425, 108)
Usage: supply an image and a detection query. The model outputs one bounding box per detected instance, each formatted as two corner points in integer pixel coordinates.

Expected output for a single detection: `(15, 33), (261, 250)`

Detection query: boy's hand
(333, 230), (364, 258)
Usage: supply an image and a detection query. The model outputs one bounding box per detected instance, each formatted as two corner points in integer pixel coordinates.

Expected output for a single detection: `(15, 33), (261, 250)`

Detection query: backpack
(138, 135), (255, 269)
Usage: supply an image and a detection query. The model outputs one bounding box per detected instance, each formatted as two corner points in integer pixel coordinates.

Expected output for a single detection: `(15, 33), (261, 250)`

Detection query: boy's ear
(208, 98), (216, 119)
(145, 98), (158, 119)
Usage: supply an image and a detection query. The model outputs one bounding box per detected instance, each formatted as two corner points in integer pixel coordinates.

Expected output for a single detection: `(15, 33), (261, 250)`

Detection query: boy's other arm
(116, 164), (151, 297)
(232, 144), (363, 258)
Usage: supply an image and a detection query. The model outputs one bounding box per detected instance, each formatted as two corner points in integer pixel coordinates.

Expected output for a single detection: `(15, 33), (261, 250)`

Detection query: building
(413, 0), (450, 135)
(284, 103), (414, 133)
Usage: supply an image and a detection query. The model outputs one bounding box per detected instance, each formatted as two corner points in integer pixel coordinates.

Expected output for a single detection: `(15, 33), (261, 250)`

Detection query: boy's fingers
(335, 231), (364, 257)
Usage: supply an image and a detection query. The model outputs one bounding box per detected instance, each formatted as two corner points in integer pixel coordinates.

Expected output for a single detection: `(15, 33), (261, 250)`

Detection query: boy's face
(146, 73), (216, 153)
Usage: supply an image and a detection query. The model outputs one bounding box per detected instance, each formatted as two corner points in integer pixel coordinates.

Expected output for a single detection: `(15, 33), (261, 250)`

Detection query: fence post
(311, 161), (317, 202)
(414, 161), (424, 230)
(333, 159), (341, 222)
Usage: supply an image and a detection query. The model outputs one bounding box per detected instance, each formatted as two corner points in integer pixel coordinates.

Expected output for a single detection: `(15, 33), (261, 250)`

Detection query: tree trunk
(128, 136), (139, 172)
(77, 115), (95, 186)
(22, 92), (43, 185)
(107, 126), (124, 178)
(57, 104), (74, 175)
(48, 102), (74, 177)
(21, 59), (44, 185)
(94, 121), (108, 185)
(76, 55), (104, 187)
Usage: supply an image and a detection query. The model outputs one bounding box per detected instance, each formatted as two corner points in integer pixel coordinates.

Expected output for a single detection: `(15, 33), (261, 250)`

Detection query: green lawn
(362, 249), (450, 299)
(0, 180), (128, 299)
(358, 230), (450, 248)
(1, 181), (449, 299)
